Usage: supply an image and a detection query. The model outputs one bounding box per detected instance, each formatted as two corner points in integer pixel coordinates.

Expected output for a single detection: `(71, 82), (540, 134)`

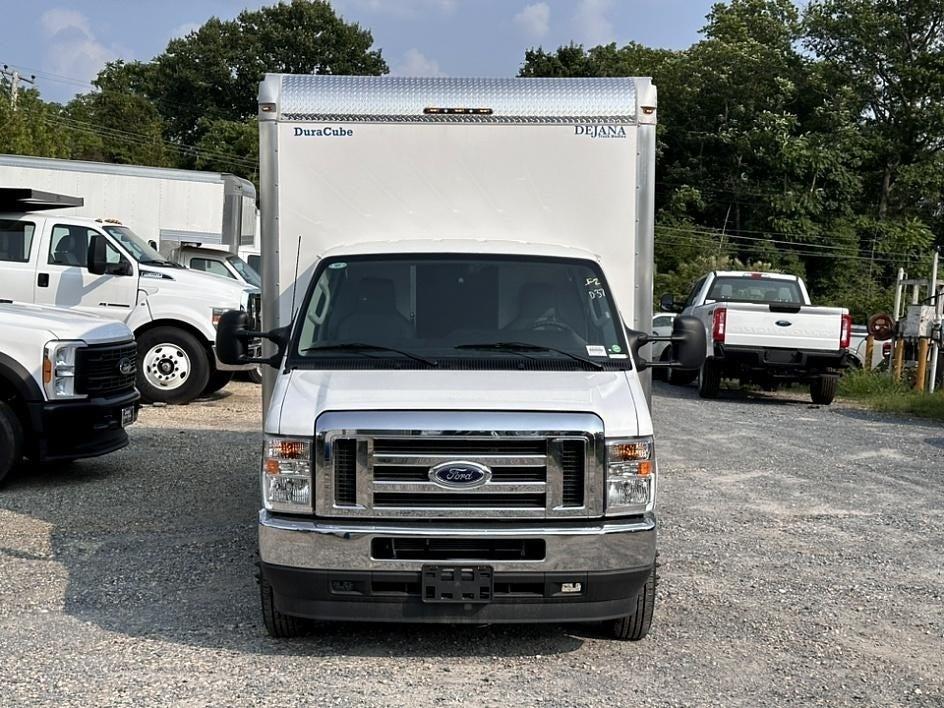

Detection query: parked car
(848, 324), (890, 369)
(0, 300), (138, 484)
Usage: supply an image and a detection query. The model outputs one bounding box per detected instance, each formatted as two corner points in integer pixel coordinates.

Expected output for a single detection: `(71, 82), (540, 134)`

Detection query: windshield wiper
(454, 341), (604, 371)
(303, 342), (438, 367)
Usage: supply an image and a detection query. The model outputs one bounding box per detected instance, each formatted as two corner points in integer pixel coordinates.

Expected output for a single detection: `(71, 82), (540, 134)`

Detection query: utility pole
(1, 65), (36, 110)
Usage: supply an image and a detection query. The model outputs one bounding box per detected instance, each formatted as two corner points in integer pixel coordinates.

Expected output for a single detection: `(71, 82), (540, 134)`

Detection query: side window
(49, 225), (92, 267)
(684, 276), (707, 308)
(247, 255), (260, 272)
(190, 257), (235, 279)
(0, 220), (35, 263)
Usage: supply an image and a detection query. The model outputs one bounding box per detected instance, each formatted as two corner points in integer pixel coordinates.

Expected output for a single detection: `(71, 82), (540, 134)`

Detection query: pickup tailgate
(722, 303), (845, 351)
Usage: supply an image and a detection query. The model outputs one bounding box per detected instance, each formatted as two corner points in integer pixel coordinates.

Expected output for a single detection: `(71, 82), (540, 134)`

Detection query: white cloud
(392, 48), (445, 77)
(514, 2), (550, 39)
(40, 7), (127, 89)
(571, 0), (614, 46)
(332, 0), (458, 18)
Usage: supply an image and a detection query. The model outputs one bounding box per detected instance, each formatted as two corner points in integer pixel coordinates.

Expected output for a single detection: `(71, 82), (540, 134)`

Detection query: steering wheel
(531, 319), (579, 338)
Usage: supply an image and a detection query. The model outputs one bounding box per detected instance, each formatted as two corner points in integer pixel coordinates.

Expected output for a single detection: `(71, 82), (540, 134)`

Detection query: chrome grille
(316, 411), (604, 520)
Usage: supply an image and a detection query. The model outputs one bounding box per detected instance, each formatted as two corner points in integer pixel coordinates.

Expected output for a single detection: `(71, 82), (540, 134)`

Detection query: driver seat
(506, 282), (557, 330)
(336, 277), (412, 341)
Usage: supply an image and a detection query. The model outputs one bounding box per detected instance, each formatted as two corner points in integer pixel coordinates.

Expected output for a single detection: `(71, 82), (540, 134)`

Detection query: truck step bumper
(262, 563), (651, 624)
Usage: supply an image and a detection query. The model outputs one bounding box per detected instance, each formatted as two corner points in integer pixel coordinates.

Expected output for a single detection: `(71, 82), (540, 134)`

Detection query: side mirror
(628, 315), (706, 372)
(87, 234), (109, 275)
(215, 310), (288, 368)
(669, 316), (707, 370)
(659, 293), (679, 313)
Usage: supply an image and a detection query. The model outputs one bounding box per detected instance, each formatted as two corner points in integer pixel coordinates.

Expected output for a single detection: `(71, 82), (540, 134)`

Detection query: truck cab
(0, 300), (138, 484)
(171, 243), (261, 288)
(0, 191), (259, 404)
(217, 75), (704, 640)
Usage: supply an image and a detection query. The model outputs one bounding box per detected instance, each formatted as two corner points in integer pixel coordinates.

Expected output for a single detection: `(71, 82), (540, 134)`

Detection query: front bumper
(259, 511), (656, 623)
(27, 389), (139, 462)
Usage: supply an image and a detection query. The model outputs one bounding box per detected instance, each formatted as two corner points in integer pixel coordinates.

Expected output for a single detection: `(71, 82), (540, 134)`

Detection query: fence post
(893, 339), (906, 382)
(864, 335), (874, 371)
(916, 338), (929, 392)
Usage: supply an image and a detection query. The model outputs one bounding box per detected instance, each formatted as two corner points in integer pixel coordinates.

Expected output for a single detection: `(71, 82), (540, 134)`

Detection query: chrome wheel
(143, 342), (192, 391)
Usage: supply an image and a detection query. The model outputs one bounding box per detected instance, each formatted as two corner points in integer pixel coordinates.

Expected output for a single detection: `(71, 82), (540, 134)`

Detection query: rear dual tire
(697, 359), (721, 398)
(810, 375), (838, 405)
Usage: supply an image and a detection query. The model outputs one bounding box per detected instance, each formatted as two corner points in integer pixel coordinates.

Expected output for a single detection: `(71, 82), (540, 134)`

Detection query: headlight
(212, 307), (229, 327)
(605, 436), (655, 516)
(43, 341), (86, 400)
(262, 436), (312, 512)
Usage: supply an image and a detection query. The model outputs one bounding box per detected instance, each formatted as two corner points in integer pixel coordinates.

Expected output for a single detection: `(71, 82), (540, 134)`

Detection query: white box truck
(0, 189), (259, 404)
(216, 75), (705, 639)
(0, 154), (260, 280)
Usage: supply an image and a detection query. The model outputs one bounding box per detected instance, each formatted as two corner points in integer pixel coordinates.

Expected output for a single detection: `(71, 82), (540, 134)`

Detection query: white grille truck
(0, 300), (138, 485)
(215, 76), (705, 639)
(0, 189), (259, 404)
(0, 154), (261, 285)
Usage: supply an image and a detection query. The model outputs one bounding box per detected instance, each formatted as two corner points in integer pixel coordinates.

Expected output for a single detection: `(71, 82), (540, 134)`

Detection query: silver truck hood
(271, 370), (650, 438)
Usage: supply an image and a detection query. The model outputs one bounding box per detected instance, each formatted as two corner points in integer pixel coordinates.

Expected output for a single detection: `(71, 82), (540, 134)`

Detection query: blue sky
(2, 0), (718, 103)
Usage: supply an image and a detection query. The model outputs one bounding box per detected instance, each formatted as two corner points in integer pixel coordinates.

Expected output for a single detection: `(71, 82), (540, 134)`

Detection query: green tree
(0, 84), (70, 158)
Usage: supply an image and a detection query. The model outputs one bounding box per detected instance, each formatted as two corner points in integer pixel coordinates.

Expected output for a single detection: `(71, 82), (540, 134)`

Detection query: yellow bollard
(893, 339), (905, 382)
(864, 335), (874, 371)
(916, 338), (929, 392)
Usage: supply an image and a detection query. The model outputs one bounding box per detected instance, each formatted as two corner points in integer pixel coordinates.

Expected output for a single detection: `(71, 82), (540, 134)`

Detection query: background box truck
(217, 75), (704, 639)
(0, 154), (260, 279)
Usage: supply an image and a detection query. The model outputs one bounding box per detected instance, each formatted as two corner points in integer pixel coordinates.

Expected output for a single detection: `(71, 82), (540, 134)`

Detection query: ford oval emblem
(117, 357), (136, 376)
(775, 320), (792, 327)
(429, 460), (491, 488)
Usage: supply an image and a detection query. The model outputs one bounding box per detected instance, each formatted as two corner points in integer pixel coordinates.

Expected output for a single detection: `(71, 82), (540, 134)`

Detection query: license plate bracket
(421, 565), (493, 604)
(120, 406), (137, 428)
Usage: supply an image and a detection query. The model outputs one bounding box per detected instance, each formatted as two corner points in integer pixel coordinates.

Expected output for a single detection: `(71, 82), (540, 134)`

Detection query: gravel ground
(0, 380), (942, 707)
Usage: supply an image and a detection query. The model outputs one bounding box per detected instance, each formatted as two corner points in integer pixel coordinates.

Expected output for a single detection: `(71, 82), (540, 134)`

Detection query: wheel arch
(0, 354), (42, 437)
(134, 319), (214, 356)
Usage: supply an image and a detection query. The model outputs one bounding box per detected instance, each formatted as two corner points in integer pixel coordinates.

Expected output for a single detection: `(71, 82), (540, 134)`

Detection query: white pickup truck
(0, 189), (260, 404)
(0, 301), (139, 484)
(666, 271), (852, 404)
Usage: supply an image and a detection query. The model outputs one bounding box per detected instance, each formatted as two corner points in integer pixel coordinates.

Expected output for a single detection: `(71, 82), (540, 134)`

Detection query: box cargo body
(0, 154), (257, 254)
(243, 75), (669, 638)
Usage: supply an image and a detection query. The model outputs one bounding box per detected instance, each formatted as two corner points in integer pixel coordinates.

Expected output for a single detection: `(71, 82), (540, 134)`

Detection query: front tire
(260, 574), (308, 638)
(810, 375), (838, 405)
(698, 359), (721, 398)
(0, 401), (24, 485)
(137, 327), (210, 405)
(609, 561), (657, 641)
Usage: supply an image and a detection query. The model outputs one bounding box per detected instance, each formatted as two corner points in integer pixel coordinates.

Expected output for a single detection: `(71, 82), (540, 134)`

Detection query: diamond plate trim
(276, 75), (638, 123)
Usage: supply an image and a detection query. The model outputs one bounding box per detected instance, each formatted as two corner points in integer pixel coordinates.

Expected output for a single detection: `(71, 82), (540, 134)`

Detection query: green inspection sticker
(328, 262), (347, 270)
(610, 344), (622, 353)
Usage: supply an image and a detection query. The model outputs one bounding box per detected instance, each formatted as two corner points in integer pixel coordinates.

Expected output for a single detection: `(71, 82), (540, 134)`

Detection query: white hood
(271, 370), (651, 438)
(0, 302), (132, 343)
(140, 266), (254, 304)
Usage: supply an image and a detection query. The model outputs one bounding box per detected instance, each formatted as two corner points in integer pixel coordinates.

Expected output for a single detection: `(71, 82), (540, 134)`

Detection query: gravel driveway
(0, 381), (941, 707)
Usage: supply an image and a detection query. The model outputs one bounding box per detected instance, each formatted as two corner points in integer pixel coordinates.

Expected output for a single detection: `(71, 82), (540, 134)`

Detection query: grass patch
(839, 369), (944, 420)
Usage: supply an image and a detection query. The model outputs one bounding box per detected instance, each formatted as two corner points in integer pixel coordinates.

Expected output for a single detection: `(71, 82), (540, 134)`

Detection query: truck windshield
(706, 276), (803, 305)
(103, 225), (177, 267)
(227, 255), (261, 287)
(294, 255), (629, 369)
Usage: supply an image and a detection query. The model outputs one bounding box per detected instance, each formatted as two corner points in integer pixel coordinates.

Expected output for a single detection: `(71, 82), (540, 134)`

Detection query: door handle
(37, 273), (49, 287)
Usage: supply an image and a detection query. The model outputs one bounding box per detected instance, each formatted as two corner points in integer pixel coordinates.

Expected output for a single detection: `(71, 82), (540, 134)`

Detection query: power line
(1, 64), (36, 110)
